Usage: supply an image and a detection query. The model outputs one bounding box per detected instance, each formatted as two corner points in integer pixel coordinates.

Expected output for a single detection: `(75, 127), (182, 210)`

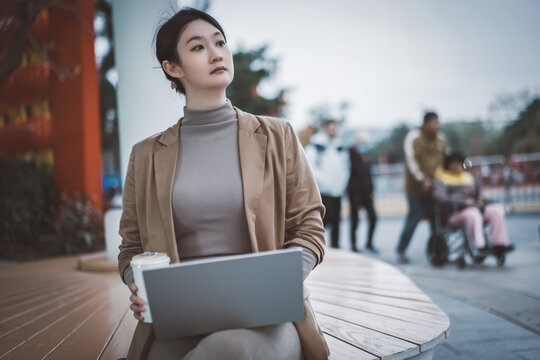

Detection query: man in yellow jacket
(396, 112), (447, 264)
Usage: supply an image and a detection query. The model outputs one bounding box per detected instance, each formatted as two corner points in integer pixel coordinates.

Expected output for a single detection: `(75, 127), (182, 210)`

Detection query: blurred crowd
(304, 111), (515, 264)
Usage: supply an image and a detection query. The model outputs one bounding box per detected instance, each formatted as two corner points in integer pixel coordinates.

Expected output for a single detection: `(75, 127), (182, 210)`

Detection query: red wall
(49, 0), (102, 210)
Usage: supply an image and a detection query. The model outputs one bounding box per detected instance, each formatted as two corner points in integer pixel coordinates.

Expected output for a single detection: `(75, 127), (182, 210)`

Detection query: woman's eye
(216, 40), (226, 47)
(191, 45), (204, 51)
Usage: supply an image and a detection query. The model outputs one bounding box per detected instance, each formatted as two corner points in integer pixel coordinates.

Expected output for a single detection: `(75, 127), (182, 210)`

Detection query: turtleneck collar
(182, 100), (236, 127)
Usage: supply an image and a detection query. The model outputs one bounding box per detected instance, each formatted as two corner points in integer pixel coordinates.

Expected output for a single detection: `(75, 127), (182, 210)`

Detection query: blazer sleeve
(117, 146), (144, 284)
(283, 123), (326, 265)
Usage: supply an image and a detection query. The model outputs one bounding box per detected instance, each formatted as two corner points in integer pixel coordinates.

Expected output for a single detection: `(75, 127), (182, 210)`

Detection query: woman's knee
(484, 203), (504, 220)
(461, 207), (482, 225)
(185, 324), (301, 360)
(185, 329), (252, 359)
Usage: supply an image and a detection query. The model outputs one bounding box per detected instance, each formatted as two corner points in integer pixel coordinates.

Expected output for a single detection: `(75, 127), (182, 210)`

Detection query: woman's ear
(162, 60), (184, 79)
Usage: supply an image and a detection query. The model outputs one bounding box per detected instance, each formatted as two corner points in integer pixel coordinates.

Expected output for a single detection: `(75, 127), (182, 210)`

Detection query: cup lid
(131, 252), (170, 265)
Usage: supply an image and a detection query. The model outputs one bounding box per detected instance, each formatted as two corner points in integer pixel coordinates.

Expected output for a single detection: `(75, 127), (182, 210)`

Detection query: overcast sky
(194, 0), (540, 130)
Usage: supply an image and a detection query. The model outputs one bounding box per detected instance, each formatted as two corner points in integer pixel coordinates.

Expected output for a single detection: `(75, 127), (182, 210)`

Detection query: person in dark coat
(347, 132), (378, 253)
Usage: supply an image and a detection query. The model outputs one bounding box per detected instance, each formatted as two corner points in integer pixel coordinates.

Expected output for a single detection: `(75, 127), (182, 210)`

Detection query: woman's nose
(209, 46), (223, 63)
(210, 53), (223, 63)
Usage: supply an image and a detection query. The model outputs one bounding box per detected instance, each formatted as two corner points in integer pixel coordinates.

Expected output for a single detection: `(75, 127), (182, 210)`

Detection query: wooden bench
(0, 250), (449, 359)
(307, 249), (450, 360)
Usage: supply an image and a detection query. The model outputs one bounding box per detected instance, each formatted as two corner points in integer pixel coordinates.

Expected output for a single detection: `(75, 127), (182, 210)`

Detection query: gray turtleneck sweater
(172, 101), (251, 260)
(123, 101), (316, 285)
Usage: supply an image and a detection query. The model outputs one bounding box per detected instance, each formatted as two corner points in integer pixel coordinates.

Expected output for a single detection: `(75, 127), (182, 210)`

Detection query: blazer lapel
(235, 107), (267, 252)
(153, 122), (180, 262)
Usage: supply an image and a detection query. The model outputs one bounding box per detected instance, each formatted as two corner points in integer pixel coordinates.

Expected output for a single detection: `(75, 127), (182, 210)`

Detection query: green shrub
(49, 193), (104, 256)
(0, 158), (104, 261)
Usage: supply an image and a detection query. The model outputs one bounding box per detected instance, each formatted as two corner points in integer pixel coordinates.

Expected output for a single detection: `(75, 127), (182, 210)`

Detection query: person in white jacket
(305, 120), (349, 248)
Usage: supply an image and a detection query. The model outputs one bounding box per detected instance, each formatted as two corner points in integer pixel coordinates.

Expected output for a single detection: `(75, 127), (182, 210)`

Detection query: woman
(117, 8), (329, 360)
(433, 152), (510, 251)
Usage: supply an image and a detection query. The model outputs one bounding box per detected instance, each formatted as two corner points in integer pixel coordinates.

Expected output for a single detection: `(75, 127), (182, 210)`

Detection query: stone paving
(331, 212), (540, 360)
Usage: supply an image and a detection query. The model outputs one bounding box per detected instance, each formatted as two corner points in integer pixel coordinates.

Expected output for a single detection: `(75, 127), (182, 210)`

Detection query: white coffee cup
(131, 252), (170, 323)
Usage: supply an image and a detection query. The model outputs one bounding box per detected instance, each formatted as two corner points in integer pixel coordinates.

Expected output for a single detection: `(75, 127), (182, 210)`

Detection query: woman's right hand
(128, 282), (146, 321)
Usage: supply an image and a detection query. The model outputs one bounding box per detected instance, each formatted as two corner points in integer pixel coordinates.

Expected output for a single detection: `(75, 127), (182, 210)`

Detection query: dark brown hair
(423, 111), (438, 124)
(443, 152), (466, 170)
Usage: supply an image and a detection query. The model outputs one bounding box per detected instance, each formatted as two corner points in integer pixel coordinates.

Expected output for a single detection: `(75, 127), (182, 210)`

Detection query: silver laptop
(143, 248), (304, 340)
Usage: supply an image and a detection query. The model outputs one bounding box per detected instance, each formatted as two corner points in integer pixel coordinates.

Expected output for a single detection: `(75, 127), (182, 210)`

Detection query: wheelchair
(426, 204), (514, 268)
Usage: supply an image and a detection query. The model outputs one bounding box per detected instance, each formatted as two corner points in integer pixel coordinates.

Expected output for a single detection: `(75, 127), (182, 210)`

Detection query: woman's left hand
(128, 282), (146, 321)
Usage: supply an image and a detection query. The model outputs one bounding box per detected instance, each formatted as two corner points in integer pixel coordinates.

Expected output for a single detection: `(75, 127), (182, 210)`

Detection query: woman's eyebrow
(185, 35), (202, 45)
(185, 32), (223, 45)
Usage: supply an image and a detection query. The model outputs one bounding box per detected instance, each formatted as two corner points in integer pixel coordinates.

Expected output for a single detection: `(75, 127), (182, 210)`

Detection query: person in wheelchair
(432, 152), (513, 262)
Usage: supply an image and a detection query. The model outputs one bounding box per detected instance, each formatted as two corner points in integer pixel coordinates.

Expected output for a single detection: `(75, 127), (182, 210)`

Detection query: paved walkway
(331, 212), (540, 359)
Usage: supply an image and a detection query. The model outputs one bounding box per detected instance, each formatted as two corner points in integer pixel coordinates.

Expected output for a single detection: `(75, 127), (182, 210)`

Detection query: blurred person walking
(306, 120), (349, 248)
(347, 132), (378, 253)
(396, 112), (447, 264)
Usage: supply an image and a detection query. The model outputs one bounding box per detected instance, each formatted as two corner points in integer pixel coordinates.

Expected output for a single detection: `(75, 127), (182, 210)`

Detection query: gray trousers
(148, 322), (303, 360)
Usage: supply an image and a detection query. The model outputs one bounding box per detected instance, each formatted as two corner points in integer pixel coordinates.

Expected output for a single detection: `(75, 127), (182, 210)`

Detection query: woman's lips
(211, 66), (227, 74)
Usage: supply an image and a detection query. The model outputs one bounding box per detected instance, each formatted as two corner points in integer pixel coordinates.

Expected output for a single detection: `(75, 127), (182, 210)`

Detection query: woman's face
(448, 160), (463, 174)
(174, 19), (234, 94)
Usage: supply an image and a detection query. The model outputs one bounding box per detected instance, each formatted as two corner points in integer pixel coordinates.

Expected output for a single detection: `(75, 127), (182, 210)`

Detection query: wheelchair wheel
(427, 233), (448, 267)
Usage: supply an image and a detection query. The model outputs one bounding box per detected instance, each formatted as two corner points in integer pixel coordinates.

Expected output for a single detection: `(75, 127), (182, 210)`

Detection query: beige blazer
(118, 107), (330, 359)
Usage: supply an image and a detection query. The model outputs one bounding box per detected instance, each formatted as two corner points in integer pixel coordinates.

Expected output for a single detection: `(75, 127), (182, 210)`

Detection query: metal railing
(371, 153), (540, 212)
